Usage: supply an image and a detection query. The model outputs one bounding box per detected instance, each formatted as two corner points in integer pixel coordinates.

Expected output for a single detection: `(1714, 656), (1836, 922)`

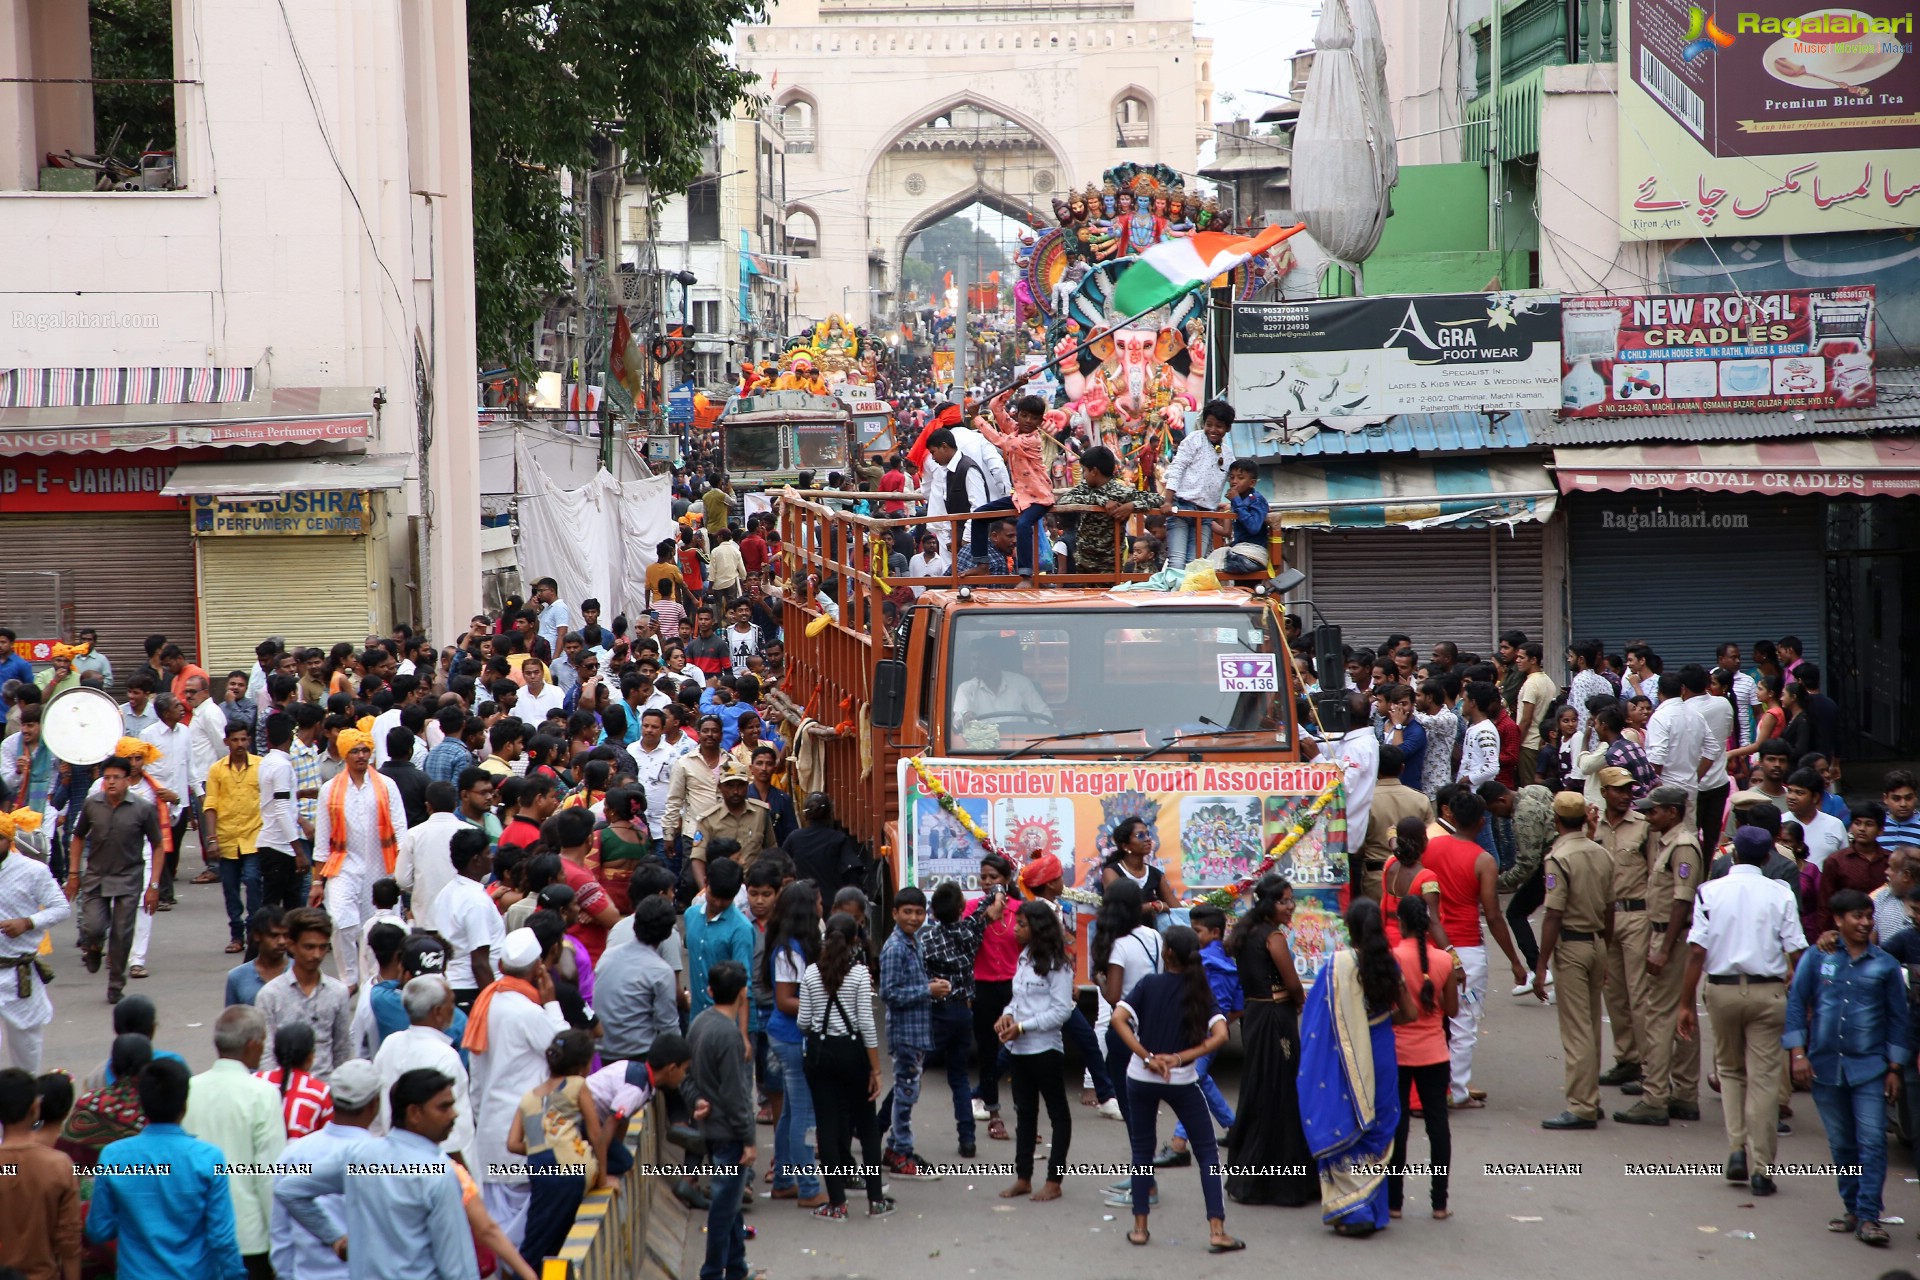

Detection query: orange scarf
(319, 770), (399, 878)
(462, 976), (542, 1052)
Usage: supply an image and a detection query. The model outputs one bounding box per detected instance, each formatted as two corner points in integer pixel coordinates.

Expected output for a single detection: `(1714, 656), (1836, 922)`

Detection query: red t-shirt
(879, 468), (908, 516)
(1379, 856), (1438, 948)
(559, 857), (614, 963)
(498, 816), (544, 850)
(678, 547), (706, 592)
(1423, 833), (1488, 947)
(1494, 712), (1520, 788)
(739, 533), (768, 574)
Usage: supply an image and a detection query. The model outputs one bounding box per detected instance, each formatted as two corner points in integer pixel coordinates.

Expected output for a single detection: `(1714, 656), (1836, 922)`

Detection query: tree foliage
(467, 0), (766, 367)
(87, 0), (177, 157)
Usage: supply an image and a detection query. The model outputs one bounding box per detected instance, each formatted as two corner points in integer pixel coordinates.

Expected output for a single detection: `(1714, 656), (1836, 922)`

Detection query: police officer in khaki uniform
(690, 758), (776, 873)
(1536, 790), (1616, 1130)
(1593, 766), (1653, 1089)
(1616, 784), (1705, 1124)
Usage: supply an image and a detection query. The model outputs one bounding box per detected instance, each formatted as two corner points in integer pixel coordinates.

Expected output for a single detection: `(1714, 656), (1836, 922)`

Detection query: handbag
(803, 981), (870, 1079)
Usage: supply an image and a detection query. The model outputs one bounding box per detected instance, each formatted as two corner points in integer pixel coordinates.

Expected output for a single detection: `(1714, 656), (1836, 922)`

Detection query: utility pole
(1488, 0), (1503, 259)
(953, 257), (969, 399)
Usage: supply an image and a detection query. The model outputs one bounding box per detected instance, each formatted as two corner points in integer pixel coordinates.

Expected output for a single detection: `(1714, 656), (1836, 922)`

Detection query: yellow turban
(113, 737), (158, 766)
(50, 642), (90, 660)
(0, 807), (42, 840)
(336, 716), (377, 755)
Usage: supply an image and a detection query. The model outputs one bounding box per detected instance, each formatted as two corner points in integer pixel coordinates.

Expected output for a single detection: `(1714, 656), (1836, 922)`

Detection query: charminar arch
(738, 0), (1212, 331)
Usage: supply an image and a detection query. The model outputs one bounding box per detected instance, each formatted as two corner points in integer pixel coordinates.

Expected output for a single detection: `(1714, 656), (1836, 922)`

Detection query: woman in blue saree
(1297, 897), (1419, 1238)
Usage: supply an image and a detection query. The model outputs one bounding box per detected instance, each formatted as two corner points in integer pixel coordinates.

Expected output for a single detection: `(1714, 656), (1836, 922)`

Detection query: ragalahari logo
(1682, 7), (1737, 61)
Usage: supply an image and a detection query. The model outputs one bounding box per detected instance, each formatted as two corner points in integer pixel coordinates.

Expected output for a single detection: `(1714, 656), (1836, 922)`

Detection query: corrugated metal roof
(1232, 410), (1536, 459)
(1531, 371), (1920, 444)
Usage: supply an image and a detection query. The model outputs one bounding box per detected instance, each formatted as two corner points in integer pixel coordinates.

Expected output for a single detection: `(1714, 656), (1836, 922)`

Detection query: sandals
(224, 940), (245, 954)
(1858, 1220), (1890, 1246)
(988, 1118), (1009, 1141)
(1208, 1235), (1246, 1253)
(1127, 1229), (1150, 1247)
(1828, 1214), (1859, 1234)
(129, 965), (149, 979)
(1446, 1096), (1485, 1110)
(1332, 1222), (1377, 1239)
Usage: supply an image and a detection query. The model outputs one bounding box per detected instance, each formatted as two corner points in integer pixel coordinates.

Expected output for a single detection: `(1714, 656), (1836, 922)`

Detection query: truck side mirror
(872, 658), (908, 729)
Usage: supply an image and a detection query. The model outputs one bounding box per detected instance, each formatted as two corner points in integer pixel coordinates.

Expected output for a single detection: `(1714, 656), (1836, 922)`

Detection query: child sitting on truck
(1206, 458), (1271, 574)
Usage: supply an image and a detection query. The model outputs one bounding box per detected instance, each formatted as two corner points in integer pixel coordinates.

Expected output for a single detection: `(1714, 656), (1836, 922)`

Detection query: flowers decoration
(907, 756), (1013, 865)
(1183, 774), (1345, 910)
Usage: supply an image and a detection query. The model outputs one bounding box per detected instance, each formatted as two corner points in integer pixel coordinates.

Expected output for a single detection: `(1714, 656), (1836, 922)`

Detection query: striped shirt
(1880, 815), (1920, 852)
(290, 740), (323, 824)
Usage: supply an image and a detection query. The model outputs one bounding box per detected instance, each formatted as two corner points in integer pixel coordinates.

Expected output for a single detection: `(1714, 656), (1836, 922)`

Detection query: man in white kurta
(372, 974), (475, 1157)
(0, 807), (71, 1070)
(309, 725), (406, 988)
(465, 927), (566, 1247)
(394, 799), (464, 934)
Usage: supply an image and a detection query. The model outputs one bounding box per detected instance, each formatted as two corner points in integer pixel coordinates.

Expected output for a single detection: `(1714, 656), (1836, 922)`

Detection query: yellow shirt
(203, 753), (264, 856)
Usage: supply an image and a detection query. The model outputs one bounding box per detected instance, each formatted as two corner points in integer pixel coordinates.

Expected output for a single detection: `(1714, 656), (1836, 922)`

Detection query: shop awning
(0, 386), (379, 455)
(161, 454), (411, 499)
(1258, 455), (1558, 528)
(1551, 437), (1920, 497)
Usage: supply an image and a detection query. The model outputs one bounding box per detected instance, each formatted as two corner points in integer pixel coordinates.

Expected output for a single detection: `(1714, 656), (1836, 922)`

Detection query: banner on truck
(899, 758), (1351, 978)
(1231, 293), (1562, 419)
(1560, 286), (1876, 416)
(1619, 0), (1920, 239)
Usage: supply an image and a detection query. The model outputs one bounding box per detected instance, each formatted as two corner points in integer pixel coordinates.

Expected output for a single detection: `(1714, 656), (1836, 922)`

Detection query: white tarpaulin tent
(1289, 0), (1399, 282)
(514, 439), (676, 620)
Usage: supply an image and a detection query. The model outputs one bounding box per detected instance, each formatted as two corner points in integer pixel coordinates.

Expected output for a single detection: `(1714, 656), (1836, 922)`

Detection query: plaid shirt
(878, 927), (934, 1051)
(422, 738), (475, 785)
(290, 739), (324, 824)
(1606, 737), (1658, 800)
(919, 909), (991, 1006)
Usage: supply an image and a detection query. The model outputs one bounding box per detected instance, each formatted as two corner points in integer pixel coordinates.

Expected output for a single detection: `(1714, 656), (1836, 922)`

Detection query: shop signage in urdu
(192, 489), (370, 536)
(1560, 285), (1876, 415)
(1620, 0), (1920, 238)
(1230, 292), (1563, 418)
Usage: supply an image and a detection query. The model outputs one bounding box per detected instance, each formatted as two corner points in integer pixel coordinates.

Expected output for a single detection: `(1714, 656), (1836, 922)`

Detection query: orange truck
(772, 494), (1344, 952)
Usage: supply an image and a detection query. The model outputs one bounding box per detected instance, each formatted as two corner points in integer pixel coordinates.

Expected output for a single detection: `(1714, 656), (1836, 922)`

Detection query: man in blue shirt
(85, 1057), (246, 1280)
(685, 853), (755, 1023)
(0, 629), (34, 690)
(878, 886), (944, 1178)
(1784, 887), (1912, 1247)
(275, 1065), (479, 1279)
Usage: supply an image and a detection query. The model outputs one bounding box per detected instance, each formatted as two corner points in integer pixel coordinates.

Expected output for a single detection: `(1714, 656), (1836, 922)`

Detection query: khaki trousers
(1703, 979), (1787, 1173)
(1555, 938), (1606, 1121)
(1604, 910), (1652, 1067)
(1641, 927), (1701, 1108)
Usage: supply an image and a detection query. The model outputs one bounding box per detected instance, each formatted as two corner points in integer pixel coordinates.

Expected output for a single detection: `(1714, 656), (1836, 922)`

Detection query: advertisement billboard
(1230, 293), (1562, 420)
(899, 759), (1351, 980)
(1620, 0), (1920, 238)
(1560, 285), (1876, 415)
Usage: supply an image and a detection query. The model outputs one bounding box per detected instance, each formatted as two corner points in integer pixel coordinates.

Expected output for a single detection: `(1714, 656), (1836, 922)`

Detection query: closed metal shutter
(0, 513), (197, 687)
(197, 537), (373, 676)
(1304, 522), (1547, 657)
(1567, 493), (1822, 668)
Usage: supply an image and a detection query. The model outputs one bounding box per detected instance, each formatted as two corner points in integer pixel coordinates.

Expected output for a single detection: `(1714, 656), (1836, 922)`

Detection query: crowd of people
(2, 409), (1919, 1277)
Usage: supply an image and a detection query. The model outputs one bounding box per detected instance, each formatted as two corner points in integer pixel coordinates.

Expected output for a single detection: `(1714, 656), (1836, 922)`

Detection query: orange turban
(1020, 853), (1063, 888)
(113, 737), (157, 767)
(336, 716), (377, 755)
(50, 642), (90, 660)
(0, 807), (42, 840)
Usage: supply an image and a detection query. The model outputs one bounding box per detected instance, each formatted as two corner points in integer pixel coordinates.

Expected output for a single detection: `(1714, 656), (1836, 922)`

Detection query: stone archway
(862, 94), (1072, 319)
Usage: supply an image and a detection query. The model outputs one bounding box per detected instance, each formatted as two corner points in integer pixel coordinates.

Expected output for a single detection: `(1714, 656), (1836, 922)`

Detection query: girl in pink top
(967, 852), (1022, 1140)
(1389, 895), (1460, 1220)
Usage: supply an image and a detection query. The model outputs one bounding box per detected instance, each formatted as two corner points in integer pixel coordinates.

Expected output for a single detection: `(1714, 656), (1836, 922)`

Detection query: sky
(1195, 0), (1321, 128)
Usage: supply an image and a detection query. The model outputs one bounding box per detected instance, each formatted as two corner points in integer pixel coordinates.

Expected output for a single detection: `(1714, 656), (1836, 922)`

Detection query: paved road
(35, 881), (1918, 1279)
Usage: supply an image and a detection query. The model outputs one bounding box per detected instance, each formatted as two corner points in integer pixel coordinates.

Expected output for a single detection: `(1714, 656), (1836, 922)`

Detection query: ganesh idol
(1052, 309), (1204, 483)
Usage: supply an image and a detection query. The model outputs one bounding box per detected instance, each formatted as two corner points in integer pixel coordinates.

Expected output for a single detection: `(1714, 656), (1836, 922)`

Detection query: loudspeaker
(1313, 624), (1343, 688)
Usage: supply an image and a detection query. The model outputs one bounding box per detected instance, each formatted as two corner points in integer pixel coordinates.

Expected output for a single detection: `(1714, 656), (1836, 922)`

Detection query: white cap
(328, 1059), (383, 1110)
(501, 927), (543, 970)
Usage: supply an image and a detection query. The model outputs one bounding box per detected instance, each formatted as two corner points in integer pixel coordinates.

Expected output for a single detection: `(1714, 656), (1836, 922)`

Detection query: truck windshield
(946, 608), (1289, 754)
(726, 424), (781, 471)
(794, 425), (846, 469)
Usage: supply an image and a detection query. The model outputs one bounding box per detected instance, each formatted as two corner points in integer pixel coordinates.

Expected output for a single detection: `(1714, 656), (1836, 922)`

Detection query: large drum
(41, 685), (123, 766)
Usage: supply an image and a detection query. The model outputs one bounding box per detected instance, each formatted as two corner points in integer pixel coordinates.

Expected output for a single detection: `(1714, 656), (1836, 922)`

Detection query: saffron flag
(1110, 223), (1306, 318)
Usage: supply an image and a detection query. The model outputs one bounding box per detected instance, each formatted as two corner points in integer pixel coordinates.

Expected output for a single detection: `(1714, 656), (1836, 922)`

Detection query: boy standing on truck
(977, 392), (1055, 582)
(1056, 445), (1167, 574)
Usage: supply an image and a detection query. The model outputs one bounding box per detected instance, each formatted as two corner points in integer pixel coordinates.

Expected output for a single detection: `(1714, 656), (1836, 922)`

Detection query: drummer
(0, 805), (69, 1068)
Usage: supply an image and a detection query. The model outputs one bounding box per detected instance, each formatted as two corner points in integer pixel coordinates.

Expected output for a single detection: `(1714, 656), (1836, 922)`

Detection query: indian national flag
(1110, 222), (1307, 318)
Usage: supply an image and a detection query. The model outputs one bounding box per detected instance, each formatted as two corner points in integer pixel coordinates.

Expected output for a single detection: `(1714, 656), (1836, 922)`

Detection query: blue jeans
(768, 1036), (820, 1196)
(1126, 1077), (1224, 1221)
(753, 1028), (782, 1102)
(931, 1002), (976, 1146)
(700, 1141), (750, 1280)
(1812, 1076), (1889, 1223)
(217, 854), (263, 942)
(887, 1046), (926, 1157)
(1165, 512), (1215, 570)
(1064, 1007), (1113, 1102)
(1173, 1051), (1236, 1141)
(1014, 504), (1051, 577)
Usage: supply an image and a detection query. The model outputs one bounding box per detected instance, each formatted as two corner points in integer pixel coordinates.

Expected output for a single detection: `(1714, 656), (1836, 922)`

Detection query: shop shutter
(198, 537), (373, 676)
(0, 512), (197, 689)
(1567, 493), (1822, 669)
(1303, 522), (1547, 658)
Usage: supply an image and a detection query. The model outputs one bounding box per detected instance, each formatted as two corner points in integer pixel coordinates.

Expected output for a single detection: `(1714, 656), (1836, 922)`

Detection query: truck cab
(719, 390), (857, 492)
